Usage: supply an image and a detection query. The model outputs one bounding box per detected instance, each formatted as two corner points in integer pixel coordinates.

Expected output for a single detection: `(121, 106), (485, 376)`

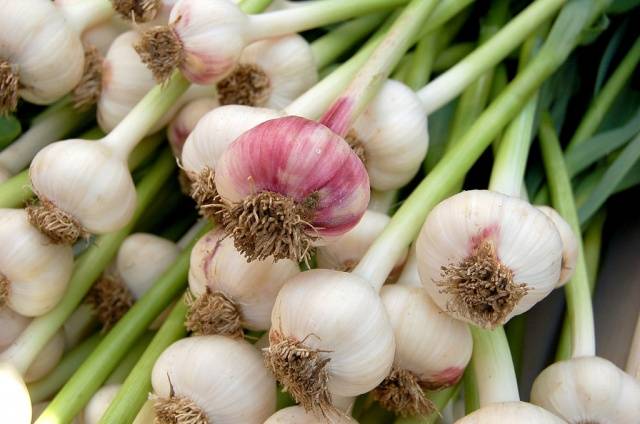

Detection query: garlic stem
(539, 112), (595, 358)
(417, 0), (566, 114)
(627, 313), (640, 380)
(353, 0), (608, 295)
(0, 151), (175, 378)
(404, 32), (438, 90)
(104, 332), (154, 385)
(240, 0), (275, 13)
(0, 99), (92, 175)
(57, 0), (114, 34)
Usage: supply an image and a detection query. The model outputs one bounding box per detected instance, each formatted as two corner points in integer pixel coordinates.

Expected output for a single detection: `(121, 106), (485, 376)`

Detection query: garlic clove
(83, 384), (122, 424)
(350, 79), (429, 191)
(187, 228), (299, 335)
(24, 331), (65, 383)
(264, 405), (359, 423)
(0, 209), (74, 316)
(29, 139), (136, 237)
(416, 190), (563, 328)
(0, 307), (30, 350)
(168, 97), (220, 158)
(454, 401), (567, 423)
(151, 335), (276, 424)
(266, 269), (395, 417)
(536, 206), (579, 288)
(531, 356), (640, 423)
(0, 363), (31, 424)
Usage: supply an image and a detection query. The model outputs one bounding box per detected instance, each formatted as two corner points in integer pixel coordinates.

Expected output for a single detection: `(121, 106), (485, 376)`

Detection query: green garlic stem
(463, 366), (480, 413)
(105, 332), (154, 385)
(432, 43), (475, 72)
(239, 0), (275, 14)
(539, 112), (596, 358)
(404, 32), (439, 90)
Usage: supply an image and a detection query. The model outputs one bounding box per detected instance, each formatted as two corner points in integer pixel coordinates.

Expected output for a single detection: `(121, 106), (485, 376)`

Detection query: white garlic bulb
(0, 307), (30, 348)
(531, 356), (640, 423)
(81, 17), (129, 56)
(455, 401), (567, 423)
(187, 228), (299, 336)
(536, 206), (578, 288)
(168, 97), (220, 157)
(349, 79), (429, 191)
(0, 363), (31, 424)
(84, 384), (121, 424)
(151, 335), (276, 424)
(0, 0), (84, 113)
(264, 405), (359, 424)
(266, 269), (395, 417)
(0, 209), (73, 316)
(23, 331), (65, 383)
(416, 190), (563, 328)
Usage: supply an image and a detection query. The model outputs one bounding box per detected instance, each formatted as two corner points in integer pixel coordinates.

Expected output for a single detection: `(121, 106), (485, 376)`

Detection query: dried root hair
(26, 197), (89, 245)
(85, 275), (134, 331)
(111, 0), (160, 23)
(216, 63), (272, 107)
(135, 25), (184, 83)
(0, 274), (9, 308)
(72, 45), (103, 111)
(0, 60), (19, 116)
(152, 377), (209, 424)
(188, 168), (223, 223)
(373, 367), (437, 417)
(345, 131), (367, 165)
(185, 288), (243, 339)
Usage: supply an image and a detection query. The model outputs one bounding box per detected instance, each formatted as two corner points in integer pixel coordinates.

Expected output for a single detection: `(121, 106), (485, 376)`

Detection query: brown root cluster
(153, 392), (209, 424)
(185, 288), (243, 339)
(345, 131), (367, 165)
(437, 240), (528, 328)
(135, 26), (184, 83)
(373, 368), (437, 417)
(0, 60), (19, 116)
(219, 191), (319, 263)
(72, 45), (103, 111)
(189, 168), (223, 223)
(111, 0), (160, 23)
(26, 198), (88, 245)
(216, 63), (272, 107)
(263, 331), (335, 418)
(0, 274), (9, 308)
(85, 275), (134, 331)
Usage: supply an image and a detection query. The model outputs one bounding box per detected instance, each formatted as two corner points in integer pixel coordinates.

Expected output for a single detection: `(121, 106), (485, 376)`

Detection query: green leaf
(594, 20), (628, 95)
(579, 13), (610, 46)
(0, 115), (21, 148)
(607, 0), (640, 14)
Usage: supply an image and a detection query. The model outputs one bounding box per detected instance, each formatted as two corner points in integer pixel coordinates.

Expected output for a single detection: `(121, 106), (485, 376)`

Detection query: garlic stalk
(264, 405), (358, 424)
(32, 402), (81, 424)
(151, 335), (276, 423)
(0, 363), (31, 424)
(186, 228), (299, 338)
(454, 402), (567, 423)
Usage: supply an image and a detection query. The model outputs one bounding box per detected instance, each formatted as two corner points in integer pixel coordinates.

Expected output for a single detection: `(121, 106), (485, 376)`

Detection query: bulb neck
(57, 0), (114, 34)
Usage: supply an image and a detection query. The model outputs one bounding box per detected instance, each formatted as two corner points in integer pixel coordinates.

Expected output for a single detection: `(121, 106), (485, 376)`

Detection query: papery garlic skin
(536, 206), (578, 288)
(188, 229), (299, 331)
(0, 307), (30, 348)
(29, 140), (136, 235)
(531, 356), (640, 423)
(416, 190), (563, 327)
(0, 363), (31, 424)
(269, 269), (395, 398)
(151, 335), (276, 424)
(24, 331), (65, 383)
(264, 405), (359, 424)
(350, 80), (429, 191)
(0, 209), (73, 316)
(0, 0), (84, 107)
(455, 401), (567, 423)
(82, 17), (130, 56)
(168, 97), (220, 157)
(84, 384), (121, 424)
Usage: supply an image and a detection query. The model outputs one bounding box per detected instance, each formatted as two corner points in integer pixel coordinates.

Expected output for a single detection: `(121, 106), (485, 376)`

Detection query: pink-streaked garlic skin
(380, 284), (471, 388)
(270, 269), (395, 397)
(98, 31), (214, 134)
(215, 116), (370, 238)
(316, 210), (406, 275)
(168, 97), (220, 157)
(188, 228), (300, 331)
(416, 190), (563, 326)
(168, 0), (250, 85)
(455, 402), (567, 423)
(536, 206), (579, 288)
(264, 405), (358, 424)
(531, 356), (640, 423)
(238, 34), (318, 109)
(180, 105), (282, 176)
(351, 80), (429, 191)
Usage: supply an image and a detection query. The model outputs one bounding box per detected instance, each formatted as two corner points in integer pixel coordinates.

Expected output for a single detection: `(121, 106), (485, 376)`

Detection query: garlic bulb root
(0, 60), (18, 115)
(111, 0), (161, 22)
(72, 45), (104, 111)
(25, 198), (89, 245)
(217, 63), (271, 106)
(134, 25), (184, 83)
(85, 274), (134, 330)
(185, 289), (243, 338)
(372, 367), (436, 417)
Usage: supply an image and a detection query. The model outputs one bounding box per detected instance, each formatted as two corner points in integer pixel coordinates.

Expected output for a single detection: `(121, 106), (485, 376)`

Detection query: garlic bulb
(265, 269), (395, 417)
(536, 206), (578, 288)
(186, 228), (299, 337)
(151, 335), (276, 424)
(455, 401), (567, 423)
(531, 356), (640, 423)
(349, 79), (429, 191)
(168, 97), (219, 157)
(84, 384), (121, 424)
(0, 209), (73, 316)
(0, 307), (30, 348)
(82, 17), (129, 56)
(416, 190), (563, 328)
(215, 116), (370, 262)
(316, 210), (406, 277)
(264, 405), (358, 424)
(98, 31), (213, 134)
(23, 331), (65, 383)
(0, 0), (84, 114)
(0, 363), (31, 424)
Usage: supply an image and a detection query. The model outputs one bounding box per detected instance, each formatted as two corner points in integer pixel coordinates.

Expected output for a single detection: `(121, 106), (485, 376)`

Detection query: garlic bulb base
(221, 190), (319, 263)
(85, 275), (134, 330)
(188, 167), (222, 221)
(217, 63), (272, 106)
(71, 45), (104, 111)
(264, 330), (335, 418)
(372, 367), (436, 417)
(185, 289), (243, 338)
(134, 25), (184, 83)
(439, 240), (527, 329)
(112, 0), (161, 23)
(0, 60), (18, 115)
(153, 393), (209, 424)
(345, 131), (367, 165)
(0, 275), (8, 307)
(26, 198), (88, 245)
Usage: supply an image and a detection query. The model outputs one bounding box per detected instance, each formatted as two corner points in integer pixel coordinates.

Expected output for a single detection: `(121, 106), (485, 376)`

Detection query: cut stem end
(72, 45), (103, 111)
(373, 367), (437, 417)
(111, 0), (161, 23)
(0, 60), (19, 116)
(185, 288), (243, 338)
(135, 26), (184, 83)
(217, 63), (272, 107)
(26, 198), (88, 245)
(85, 275), (134, 331)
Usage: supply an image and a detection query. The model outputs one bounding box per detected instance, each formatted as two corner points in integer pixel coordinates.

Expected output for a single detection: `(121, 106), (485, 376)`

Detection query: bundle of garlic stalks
(1, 0), (640, 422)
